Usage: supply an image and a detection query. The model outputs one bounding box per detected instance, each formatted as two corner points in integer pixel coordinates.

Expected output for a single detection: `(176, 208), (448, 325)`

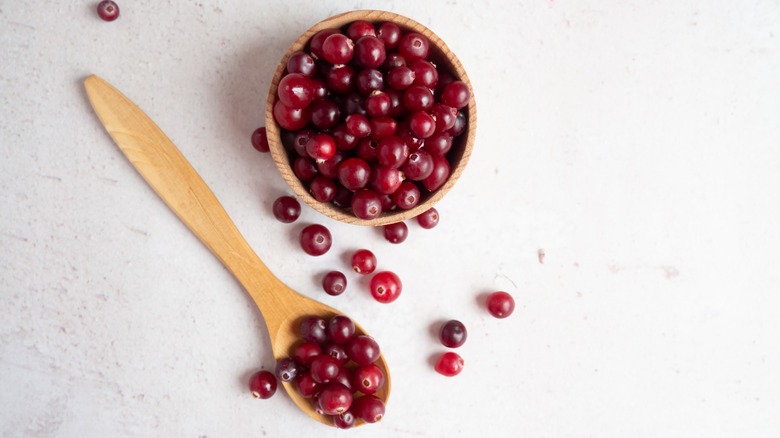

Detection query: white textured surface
(2, 0), (780, 436)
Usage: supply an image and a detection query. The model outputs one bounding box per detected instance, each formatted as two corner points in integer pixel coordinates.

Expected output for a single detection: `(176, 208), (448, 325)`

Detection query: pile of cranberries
(271, 20), (471, 220)
(273, 315), (387, 428)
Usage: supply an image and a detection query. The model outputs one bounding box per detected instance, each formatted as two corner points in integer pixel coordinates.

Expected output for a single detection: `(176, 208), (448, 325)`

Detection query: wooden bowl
(265, 10), (476, 226)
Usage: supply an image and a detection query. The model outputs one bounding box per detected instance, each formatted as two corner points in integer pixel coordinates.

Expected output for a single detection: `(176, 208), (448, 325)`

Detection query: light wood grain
(265, 10), (477, 226)
(84, 74), (389, 427)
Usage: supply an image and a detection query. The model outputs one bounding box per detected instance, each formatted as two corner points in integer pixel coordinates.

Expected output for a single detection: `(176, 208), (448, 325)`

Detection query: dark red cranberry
(310, 99), (341, 130)
(383, 221), (408, 244)
(346, 335), (381, 365)
(326, 64), (356, 94)
(317, 151), (344, 179)
(310, 355), (342, 384)
(295, 372), (321, 398)
(337, 157), (371, 190)
(275, 357), (300, 382)
(379, 193), (395, 211)
(327, 315), (356, 344)
(369, 117), (397, 139)
(317, 383), (353, 415)
(332, 124), (359, 151)
(309, 28), (340, 59)
(338, 91), (365, 116)
(97, 0), (120, 21)
(322, 271), (347, 296)
(432, 103), (458, 132)
(369, 271), (402, 303)
(409, 60), (439, 88)
(403, 85), (434, 112)
(251, 127), (269, 153)
(377, 135), (409, 168)
(384, 88), (405, 118)
(422, 155), (450, 192)
(365, 91), (392, 118)
(323, 342), (350, 365)
(442, 80), (471, 109)
(487, 291), (515, 318)
(352, 395), (386, 423)
(434, 351), (464, 376)
(311, 78), (328, 99)
(305, 133), (337, 162)
(408, 111), (436, 138)
(356, 138), (379, 162)
(439, 320), (467, 348)
(398, 32), (430, 61)
(293, 157), (318, 182)
(345, 114), (372, 138)
(447, 110), (467, 136)
(416, 207), (439, 229)
(272, 196), (301, 223)
(356, 68), (384, 95)
(387, 66), (415, 90)
(273, 100), (310, 131)
(286, 51), (316, 76)
(354, 36), (387, 69)
(377, 22), (402, 49)
(292, 129), (316, 157)
(333, 366), (353, 390)
(382, 53), (407, 70)
(249, 370), (277, 399)
(300, 224), (332, 256)
(277, 73), (315, 109)
(321, 33), (355, 64)
(333, 410), (356, 429)
(435, 71), (456, 98)
(352, 364), (384, 395)
(346, 20), (376, 40)
(425, 132), (453, 156)
(332, 184), (354, 209)
(300, 315), (328, 343)
(402, 150), (434, 180)
(370, 166), (404, 195)
(309, 175), (337, 202)
(391, 181), (421, 210)
(293, 342), (323, 366)
(351, 249), (377, 274)
(351, 189), (383, 220)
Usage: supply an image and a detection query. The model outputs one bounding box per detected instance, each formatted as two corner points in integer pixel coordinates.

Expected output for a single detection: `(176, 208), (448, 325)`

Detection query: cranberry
(369, 166), (404, 195)
(337, 157), (371, 190)
(308, 175), (337, 203)
(305, 133), (337, 162)
(391, 181), (421, 210)
(293, 342), (322, 366)
(383, 221), (408, 244)
(352, 395), (386, 423)
(439, 320), (467, 348)
(345, 114), (372, 138)
(272, 196), (301, 223)
(97, 0), (120, 21)
(487, 291), (515, 318)
(321, 33), (355, 64)
(354, 36), (387, 69)
(403, 85), (434, 112)
(416, 207), (440, 229)
(441, 80), (471, 109)
(351, 249), (377, 274)
(295, 372), (321, 398)
(365, 91), (392, 118)
(351, 189), (383, 220)
(332, 124), (359, 151)
(387, 66), (416, 90)
(277, 73), (315, 109)
(369, 271), (402, 303)
(356, 68), (384, 95)
(369, 116), (398, 139)
(251, 127), (269, 153)
(356, 138), (379, 162)
(385, 88), (405, 118)
(333, 410), (356, 429)
(300, 315), (328, 343)
(409, 60), (439, 88)
(332, 184), (354, 209)
(425, 132), (454, 156)
(408, 111), (436, 138)
(310, 99), (341, 130)
(248, 370), (277, 399)
(447, 110), (467, 136)
(333, 365), (353, 389)
(293, 157), (318, 182)
(432, 104), (458, 132)
(383, 53), (407, 70)
(310, 355), (342, 383)
(377, 22), (402, 49)
(398, 32), (430, 61)
(327, 315), (356, 344)
(352, 364), (384, 395)
(338, 91), (365, 116)
(377, 135), (409, 168)
(286, 50), (316, 76)
(422, 155), (451, 191)
(275, 357), (300, 382)
(317, 383), (353, 415)
(326, 64), (356, 94)
(309, 29), (340, 59)
(434, 351), (464, 377)
(403, 150), (434, 181)
(379, 193), (395, 212)
(346, 335), (380, 366)
(322, 271), (347, 296)
(311, 78), (328, 99)
(292, 129), (316, 157)
(273, 100), (310, 131)
(347, 20), (376, 40)
(317, 151), (345, 179)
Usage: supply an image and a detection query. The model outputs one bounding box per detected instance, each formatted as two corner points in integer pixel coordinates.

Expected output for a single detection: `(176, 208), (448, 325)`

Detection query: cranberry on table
(383, 221), (408, 244)
(97, 0), (120, 21)
(351, 249), (377, 274)
(439, 320), (468, 348)
(416, 207), (439, 229)
(369, 271), (402, 303)
(248, 370), (277, 399)
(251, 127), (269, 153)
(434, 351), (464, 377)
(322, 271), (347, 296)
(271, 195), (301, 223)
(486, 291), (515, 318)
(346, 335), (381, 366)
(299, 224), (332, 256)
(352, 395), (386, 423)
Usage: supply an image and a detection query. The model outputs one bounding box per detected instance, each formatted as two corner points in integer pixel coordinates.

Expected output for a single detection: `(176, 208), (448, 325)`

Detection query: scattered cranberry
(322, 271), (347, 296)
(369, 271), (402, 303)
(97, 0), (119, 21)
(434, 351), (464, 377)
(346, 335), (380, 366)
(248, 370), (277, 399)
(383, 221), (408, 244)
(251, 127), (269, 153)
(439, 320), (467, 348)
(352, 395), (386, 423)
(416, 207), (439, 229)
(272, 196), (301, 223)
(350, 249), (377, 274)
(486, 291), (515, 318)
(299, 224), (332, 256)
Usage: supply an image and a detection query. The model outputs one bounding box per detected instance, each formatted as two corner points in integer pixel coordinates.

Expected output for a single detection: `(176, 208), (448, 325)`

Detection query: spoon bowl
(84, 74), (390, 427)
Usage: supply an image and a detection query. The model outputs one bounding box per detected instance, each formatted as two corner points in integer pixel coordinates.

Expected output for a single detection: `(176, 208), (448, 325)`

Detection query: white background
(2, 0), (780, 436)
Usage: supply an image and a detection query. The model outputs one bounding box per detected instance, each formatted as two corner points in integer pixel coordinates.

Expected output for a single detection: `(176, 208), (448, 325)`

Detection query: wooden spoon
(84, 74), (390, 427)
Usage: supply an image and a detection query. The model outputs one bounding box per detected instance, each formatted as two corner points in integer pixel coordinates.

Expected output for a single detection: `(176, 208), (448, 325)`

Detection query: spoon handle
(84, 74), (287, 315)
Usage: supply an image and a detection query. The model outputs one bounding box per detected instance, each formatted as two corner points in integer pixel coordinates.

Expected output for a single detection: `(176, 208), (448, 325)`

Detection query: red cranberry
(442, 80), (471, 109)
(333, 365), (353, 389)
(272, 196), (301, 223)
(327, 315), (356, 344)
(337, 157), (371, 190)
(403, 85), (434, 112)
(391, 181), (421, 210)
(346, 20), (376, 40)
(292, 129), (316, 157)
(345, 114), (372, 138)
(332, 124), (359, 151)
(277, 73), (315, 109)
(321, 33), (355, 64)
(422, 155), (451, 191)
(434, 351), (464, 377)
(295, 372), (321, 398)
(447, 110), (467, 136)
(377, 22), (402, 49)
(384, 88), (405, 118)
(293, 342), (322, 366)
(338, 91), (365, 116)
(249, 370), (277, 399)
(365, 91), (392, 118)
(356, 68), (384, 95)
(275, 357), (300, 382)
(379, 193), (395, 212)
(387, 66), (416, 90)
(286, 51), (316, 76)
(351, 249), (377, 274)
(398, 32), (430, 61)
(311, 78), (328, 99)
(416, 207), (440, 229)
(382, 53), (407, 70)
(322, 271), (347, 296)
(300, 315), (328, 343)
(354, 36), (387, 69)
(293, 157), (318, 182)
(425, 132), (454, 156)
(326, 64), (356, 94)
(352, 395), (386, 423)
(310, 355), (341, 384)
(369, 271), (402, 303)
(332, 184), (354, 209)
(251, 127), (269, 153)
(383, 222), (408, 244)
(356, 138), (379, 162)
(439, 320), (467, 348)
(432, 103), (458, 132)
(377, 135), (409, 168)
(317, 383), (353, 415)
(323, 342), (350, 365)
(333, 410), (356, 429)
(409, 60), (439, 88)
(273, 100), (310, 131)
(309, 29), (340, 59)
(97, 0), (120, 21)
(310, 99), (341, 130)
(351, 189), (383, 220)
(346, 335), (380, 366)
(317, 151), (345, 179)
(369, 116), (397, 139)
(369, 166), (404, 195)
(305, 133), (337, 162)
(308, 175), (337, 203)
(408, 111), (436, 138)
(487, 291), (515, 318)
(402, 150), (434, 181)
(352, 364), (384, 395)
